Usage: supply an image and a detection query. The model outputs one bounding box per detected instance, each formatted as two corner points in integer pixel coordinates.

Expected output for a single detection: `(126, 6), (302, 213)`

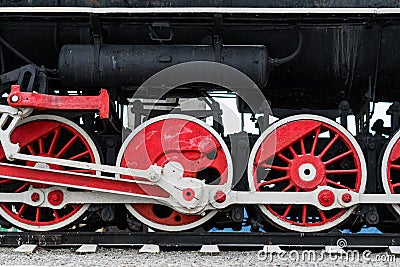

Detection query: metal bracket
(7, 85), (110, 119)
(148, 22), (173, 42)
(338, 100), (351, 129)
(0, 105), (31, 160)
(0, 65), (36, 92)
(387, 101), (400, 134)
(213, 14), (223, 62)
(90, 14), (103, 40)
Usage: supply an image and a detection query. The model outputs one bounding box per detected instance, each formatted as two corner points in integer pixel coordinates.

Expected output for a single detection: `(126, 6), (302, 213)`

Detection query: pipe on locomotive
(58, 32), (303, 89)
(269, 28), (303, 67)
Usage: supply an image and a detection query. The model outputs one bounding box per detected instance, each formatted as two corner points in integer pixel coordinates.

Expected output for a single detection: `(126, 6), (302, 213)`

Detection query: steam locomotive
(0, 1), (400, 234)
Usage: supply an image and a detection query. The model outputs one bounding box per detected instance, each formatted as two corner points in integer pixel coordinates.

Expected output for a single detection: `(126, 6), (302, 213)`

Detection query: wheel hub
(290, 155), (324, 189)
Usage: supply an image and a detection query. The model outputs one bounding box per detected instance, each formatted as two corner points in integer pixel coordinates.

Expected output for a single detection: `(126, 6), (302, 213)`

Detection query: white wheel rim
(116, 114), (233, 231)
(248, 114), (367, 232)
(381, 128), (400, 215)
(0, 115), (101, 231)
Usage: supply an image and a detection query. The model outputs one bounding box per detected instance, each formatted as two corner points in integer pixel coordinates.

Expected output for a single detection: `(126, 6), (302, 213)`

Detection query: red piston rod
(7, 85), (109, 119)
(0, 162), (169, 198)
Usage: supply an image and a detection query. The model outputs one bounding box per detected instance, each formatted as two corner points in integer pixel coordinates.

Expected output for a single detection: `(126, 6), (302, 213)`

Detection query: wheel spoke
(257, 176), (290, 189)
(302, 205), (307, 223)
(326, 179), (352, 190)
(55, 135), (79, 158)
(391, 182), (400, 188)
(282, 204), (292, 218)
(35, 207), (41, 222)
(319, 134), (339, 158)
(390, 164), (400, 170)
(310, 127), (321, 156)
(38, 137), (44, 154)
(14, 183), (29, 193)
(277, 153), (291, 164)
(53, 210), (59, 220)
(319, 210), (327, 221)
(259, 163), (289, 172)
(324, 150), (353, 166)
(17, 204), (27, 217)
(282, 182), (294, 192)
(26, 144), (35, 155)
(69, 150), (90, 161)
(0, 179), (12, 184)
(288, 146), (298, 158)
(48, 128), (60, 156)
(300, 138), (306, 155)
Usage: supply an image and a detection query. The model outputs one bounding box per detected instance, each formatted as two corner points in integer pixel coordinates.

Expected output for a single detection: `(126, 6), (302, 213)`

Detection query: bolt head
(318, 189), (335, 207)
(182, 188), (195, 201)
(31, 192), (40, 202)
(341, 193), (352, 203)
(368, 142), (376, 150)
(47, 190), (64, 206)
(10, 95), (19, 103)
(214, 190), (226, 203)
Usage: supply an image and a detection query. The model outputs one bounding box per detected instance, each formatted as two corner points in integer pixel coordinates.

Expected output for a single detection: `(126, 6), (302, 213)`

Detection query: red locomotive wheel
(0, 115), (101, 231)
(248, 115), (366, 232)
(117, 114), (232, 231)
(381, 128), (400, 216)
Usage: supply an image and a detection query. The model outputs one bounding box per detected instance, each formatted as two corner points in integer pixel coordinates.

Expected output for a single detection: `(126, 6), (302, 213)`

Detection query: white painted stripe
(76, 244), (98, 253)
(138, 244), (160, 253)
(13, 244), (37, 253)
(0, 7), (400, 15)
(199, 244), (220, 253)
(389, 246), (400, 254)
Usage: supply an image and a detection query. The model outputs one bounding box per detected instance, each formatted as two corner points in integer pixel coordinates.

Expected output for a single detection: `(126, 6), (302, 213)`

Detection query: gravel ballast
(0, 247), (398, 266)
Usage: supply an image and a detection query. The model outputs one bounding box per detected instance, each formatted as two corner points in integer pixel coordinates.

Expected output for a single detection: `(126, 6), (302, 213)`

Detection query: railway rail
(0, 231), (399, 249)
